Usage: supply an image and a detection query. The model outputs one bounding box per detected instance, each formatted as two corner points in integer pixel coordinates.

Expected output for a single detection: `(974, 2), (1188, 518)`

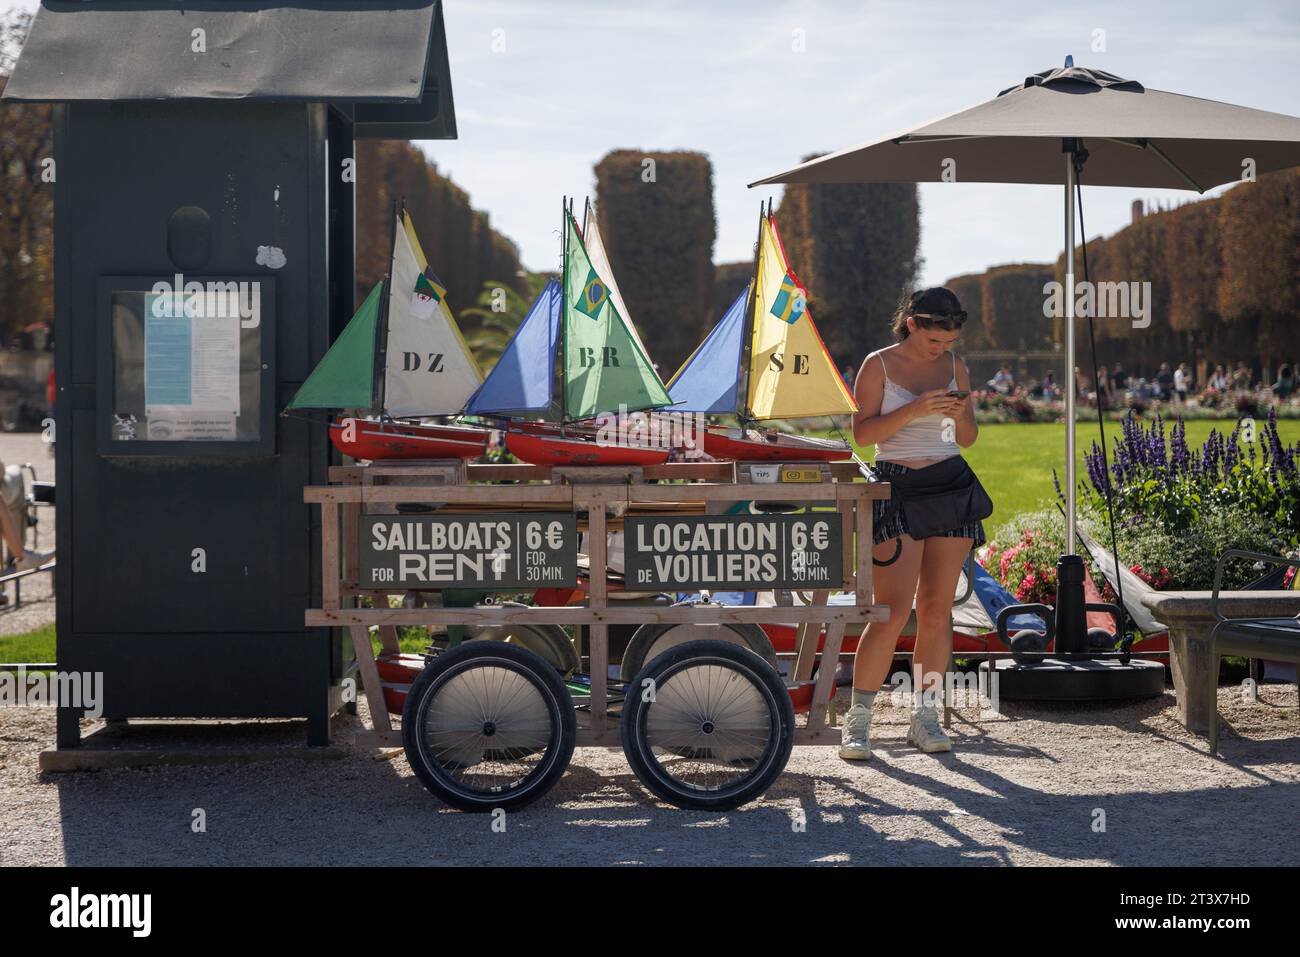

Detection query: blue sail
(665, 284), (749, 414)
(466, 279), (561, 416)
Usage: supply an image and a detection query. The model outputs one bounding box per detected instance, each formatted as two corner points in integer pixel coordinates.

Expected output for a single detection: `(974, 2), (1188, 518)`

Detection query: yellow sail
(745, 216), (858, 420)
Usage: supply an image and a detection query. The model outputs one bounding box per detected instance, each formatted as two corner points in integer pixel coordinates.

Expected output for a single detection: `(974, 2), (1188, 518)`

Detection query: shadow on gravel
(44, 690), (1300, 867)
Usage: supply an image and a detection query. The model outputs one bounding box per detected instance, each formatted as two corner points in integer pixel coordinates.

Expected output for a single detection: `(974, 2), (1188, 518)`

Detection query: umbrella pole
(1056, 144), (1087, 655)
(1064, 150), (1077, 553)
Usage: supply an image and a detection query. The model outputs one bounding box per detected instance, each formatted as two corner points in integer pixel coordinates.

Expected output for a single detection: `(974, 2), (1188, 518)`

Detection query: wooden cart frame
(304, 460), (891, 751)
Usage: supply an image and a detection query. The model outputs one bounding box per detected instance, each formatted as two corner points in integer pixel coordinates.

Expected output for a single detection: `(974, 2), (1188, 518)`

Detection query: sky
(8, 0), (1300, 286)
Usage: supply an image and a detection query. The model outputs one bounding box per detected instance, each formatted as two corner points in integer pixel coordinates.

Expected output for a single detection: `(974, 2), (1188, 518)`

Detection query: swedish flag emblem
(770, 272), (807, 325)
(576, 268), (609, 320)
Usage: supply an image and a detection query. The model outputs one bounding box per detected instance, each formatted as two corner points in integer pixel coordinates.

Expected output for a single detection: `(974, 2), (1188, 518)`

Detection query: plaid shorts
(870, 459), (988, 548)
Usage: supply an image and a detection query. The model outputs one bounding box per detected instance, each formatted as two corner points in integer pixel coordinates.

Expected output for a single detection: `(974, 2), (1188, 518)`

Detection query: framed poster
(97, 276), (275, 457)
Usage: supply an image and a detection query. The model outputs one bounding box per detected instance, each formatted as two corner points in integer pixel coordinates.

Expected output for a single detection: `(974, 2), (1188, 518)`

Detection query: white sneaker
(907, 704), (952, 753)
(838, 703), (873, 760)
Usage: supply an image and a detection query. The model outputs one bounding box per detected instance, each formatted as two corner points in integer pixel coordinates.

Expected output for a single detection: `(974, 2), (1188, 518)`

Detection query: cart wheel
(619, 622), (777, 682)
(621, 639), (794, 811)
(461, 601), (580, 675)
(402, 642), (575, 812)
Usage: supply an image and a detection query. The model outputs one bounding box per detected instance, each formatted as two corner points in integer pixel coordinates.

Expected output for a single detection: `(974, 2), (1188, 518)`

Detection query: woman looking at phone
(840, 287), (990, 760)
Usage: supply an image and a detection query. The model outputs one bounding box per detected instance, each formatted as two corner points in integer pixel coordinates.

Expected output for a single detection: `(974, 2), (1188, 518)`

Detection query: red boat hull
(702, 427), (851, 463)
(505, 427), (669, 467)
(329, 419), (489, 461)
(376, 651), (426, 715)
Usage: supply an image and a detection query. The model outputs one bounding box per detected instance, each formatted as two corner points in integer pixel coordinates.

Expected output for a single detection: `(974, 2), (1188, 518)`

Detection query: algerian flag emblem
(410, 269), (445, 321)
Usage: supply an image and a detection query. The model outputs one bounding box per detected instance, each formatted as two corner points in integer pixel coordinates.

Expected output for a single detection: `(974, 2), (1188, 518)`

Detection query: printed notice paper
(143, 292), (240, 439)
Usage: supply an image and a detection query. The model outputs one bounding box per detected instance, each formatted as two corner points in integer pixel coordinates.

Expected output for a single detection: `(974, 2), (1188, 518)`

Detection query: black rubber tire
(619, 621), (777, 683)
(402, 641), (575, 812)
(621, 639), (794, 811)
(461, 602), (580, 675)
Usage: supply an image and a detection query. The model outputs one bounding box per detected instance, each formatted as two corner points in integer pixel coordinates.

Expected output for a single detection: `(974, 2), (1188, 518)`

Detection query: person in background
(1041, 369), (1057, 399)
(987, 363), (1015, 395)
(1074, 365), (1090, 402)
(1096, 365), (1112, 410)
(1275, 364), (1295, 403)
(841, 364), (855, 390)
(1232, 362), (1252, 391)
(1209, 364), (1228, 391)
(1156, 362), (1173, 401)
(1173, 362), (1190, 404)
(1111, 363), (1128, 391)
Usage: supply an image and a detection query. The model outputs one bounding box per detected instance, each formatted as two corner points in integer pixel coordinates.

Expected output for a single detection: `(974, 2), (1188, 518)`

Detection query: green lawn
(834, 419), (1300, 534)
(0, 622), (55, 666)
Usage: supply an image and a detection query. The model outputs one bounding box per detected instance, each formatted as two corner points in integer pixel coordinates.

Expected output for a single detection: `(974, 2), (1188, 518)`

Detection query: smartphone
(946, 390), (971, 399)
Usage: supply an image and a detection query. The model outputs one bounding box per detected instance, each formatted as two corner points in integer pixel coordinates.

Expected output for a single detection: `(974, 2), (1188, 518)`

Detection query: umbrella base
(980, 656), (1166, 701)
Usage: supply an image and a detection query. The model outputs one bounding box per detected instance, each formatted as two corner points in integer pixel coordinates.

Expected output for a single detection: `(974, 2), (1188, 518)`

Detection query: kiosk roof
(3, 1), (456, 136)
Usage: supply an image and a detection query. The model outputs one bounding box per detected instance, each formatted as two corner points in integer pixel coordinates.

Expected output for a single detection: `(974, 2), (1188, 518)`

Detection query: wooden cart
(305, 459), (890, 811)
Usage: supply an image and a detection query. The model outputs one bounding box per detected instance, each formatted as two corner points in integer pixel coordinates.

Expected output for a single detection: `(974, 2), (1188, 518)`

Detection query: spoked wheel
(621, 639), (794, 811)
(402, 642), (576, 812)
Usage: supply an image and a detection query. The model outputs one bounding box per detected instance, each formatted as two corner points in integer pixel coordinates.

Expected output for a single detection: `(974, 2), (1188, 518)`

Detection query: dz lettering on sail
(769, 353), (811, 374)
(578, 346), (620, 368)
(401, 352), (446, 373)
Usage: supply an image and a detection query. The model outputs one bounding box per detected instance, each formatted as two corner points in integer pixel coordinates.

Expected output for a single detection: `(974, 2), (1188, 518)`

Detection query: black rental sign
(623, 515), (842, 590)
(361, 514), (577, 589)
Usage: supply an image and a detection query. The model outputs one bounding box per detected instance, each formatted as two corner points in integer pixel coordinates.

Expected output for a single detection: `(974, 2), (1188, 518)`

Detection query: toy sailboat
(666, 202), (857, 462)
(467, 198), (675, 466)
(286, 205), (490, 460)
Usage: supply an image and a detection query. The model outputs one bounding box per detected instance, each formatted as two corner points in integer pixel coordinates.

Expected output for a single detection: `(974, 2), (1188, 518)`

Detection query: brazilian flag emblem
(576, 268), (609, 320)
(770, 272), (807, 325)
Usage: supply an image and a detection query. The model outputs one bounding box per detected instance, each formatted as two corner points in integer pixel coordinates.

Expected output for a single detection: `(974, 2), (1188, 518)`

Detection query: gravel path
(2, 683), (1297, 866)
(0, 432), (55, 638)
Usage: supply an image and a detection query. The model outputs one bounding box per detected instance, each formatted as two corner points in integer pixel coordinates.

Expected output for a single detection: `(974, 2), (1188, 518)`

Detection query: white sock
(851, 689), (876, 711)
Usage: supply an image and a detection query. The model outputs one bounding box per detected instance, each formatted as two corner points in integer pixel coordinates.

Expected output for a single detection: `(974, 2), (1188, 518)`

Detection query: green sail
(562, 216), (672, 419)
(286, 281), (383, 410)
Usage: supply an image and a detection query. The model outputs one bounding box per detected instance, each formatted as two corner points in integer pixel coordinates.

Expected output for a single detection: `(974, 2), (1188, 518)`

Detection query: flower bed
(968, 388), (1300, 425)
(980, 409), (1300, 614)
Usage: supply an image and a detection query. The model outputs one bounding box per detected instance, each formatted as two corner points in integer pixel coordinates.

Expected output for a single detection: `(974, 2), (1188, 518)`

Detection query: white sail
(382, 211), (483, 418)
(582, 214), (654, 365)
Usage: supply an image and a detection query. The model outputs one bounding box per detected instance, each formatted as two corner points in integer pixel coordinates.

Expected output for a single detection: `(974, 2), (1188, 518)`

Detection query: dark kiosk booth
(2, 1), (457, 747)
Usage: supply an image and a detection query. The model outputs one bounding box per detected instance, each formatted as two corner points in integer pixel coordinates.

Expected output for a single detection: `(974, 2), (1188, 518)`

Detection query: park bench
(1140, 551), (1300, 752)
(1207, 550), (1300, 755)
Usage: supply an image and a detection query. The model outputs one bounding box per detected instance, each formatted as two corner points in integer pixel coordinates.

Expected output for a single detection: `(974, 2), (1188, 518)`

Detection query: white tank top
(874, 350), (963, 463)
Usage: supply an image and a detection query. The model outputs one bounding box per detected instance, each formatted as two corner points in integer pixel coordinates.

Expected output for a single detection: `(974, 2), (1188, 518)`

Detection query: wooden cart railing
(305, 464), (891, 748)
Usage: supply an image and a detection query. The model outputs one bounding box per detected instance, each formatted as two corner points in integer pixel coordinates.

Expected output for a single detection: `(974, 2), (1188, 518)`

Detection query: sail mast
(736, 200), (767, 423)
(559, 195), (569, 426)
(372, 198), (400, 416)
